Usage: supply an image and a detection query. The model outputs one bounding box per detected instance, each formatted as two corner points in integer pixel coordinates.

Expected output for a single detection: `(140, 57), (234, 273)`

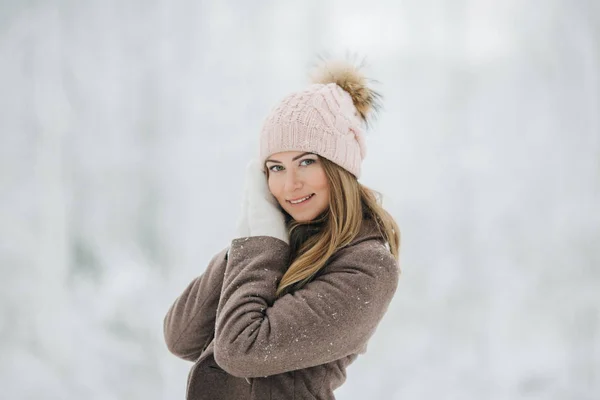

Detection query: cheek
(312, 170), (329, 192)
(267, 178), (276, 195)
(268, 178), (283, 200)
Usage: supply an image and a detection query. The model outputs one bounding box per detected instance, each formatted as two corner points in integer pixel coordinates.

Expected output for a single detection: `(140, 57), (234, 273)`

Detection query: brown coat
(164, 219), (399, 399)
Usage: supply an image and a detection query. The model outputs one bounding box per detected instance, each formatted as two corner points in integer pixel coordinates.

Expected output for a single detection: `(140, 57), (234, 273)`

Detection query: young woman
(164, 59), (401, 399)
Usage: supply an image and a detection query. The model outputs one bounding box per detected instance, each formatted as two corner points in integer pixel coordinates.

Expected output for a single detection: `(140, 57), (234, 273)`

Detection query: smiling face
(265, 151), (330, 222)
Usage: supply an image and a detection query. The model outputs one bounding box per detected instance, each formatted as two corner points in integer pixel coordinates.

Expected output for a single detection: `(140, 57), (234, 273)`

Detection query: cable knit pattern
(259, 83), (367, 178)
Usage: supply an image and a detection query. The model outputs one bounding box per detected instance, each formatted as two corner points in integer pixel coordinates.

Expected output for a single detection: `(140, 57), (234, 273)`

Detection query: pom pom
(309, 56), (382, 124)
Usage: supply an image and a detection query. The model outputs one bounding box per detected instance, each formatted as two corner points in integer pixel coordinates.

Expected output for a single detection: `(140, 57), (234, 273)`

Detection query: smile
(287, 194), (315, 205)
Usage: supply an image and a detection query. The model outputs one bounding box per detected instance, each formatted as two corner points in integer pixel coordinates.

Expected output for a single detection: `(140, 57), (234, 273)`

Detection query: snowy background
(1, 1), (599, 399)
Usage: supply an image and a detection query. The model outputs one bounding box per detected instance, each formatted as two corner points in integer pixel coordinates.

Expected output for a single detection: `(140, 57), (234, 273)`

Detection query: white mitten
(235, 187), (251, 238)
(236, 159), (289, 244)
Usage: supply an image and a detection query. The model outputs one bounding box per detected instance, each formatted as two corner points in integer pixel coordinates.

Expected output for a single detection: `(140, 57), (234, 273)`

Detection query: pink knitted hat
(259, 59), (381, 179)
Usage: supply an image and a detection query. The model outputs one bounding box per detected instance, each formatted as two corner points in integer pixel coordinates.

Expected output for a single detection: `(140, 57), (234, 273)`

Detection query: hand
(235, 159), (289, 244)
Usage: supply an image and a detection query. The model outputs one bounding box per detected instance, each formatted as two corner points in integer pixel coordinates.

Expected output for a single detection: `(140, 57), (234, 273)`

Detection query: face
(265, 151), (330, 222)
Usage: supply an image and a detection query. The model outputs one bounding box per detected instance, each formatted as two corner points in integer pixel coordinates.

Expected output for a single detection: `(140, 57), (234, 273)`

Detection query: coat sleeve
(163, 247), (229, 362)
(213, 236), (399, 378)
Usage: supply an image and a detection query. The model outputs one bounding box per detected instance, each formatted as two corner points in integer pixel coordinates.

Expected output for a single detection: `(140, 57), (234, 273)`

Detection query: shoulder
(325, 236), (400, 295)
(335, 237), (398, 274)
(337, 217), (399, 275)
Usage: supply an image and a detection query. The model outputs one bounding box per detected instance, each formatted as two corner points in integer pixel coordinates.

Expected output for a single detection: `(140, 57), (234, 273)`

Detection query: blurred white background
(1, 1), (599, 399)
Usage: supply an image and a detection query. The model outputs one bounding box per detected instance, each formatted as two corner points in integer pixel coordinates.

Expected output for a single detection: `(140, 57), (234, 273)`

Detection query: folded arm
(213, 236), (399, 377)
(163, 247), (228, 362)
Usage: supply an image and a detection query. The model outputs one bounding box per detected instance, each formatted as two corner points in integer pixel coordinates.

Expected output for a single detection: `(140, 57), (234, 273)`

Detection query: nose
(284, 169), (303, 192)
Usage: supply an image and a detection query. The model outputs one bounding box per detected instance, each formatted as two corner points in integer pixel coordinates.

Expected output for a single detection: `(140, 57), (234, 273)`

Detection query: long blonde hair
(269, 156), (400, 297)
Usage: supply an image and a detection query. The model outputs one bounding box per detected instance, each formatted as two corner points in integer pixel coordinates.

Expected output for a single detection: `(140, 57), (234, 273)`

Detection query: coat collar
(347, 216), (386, 247)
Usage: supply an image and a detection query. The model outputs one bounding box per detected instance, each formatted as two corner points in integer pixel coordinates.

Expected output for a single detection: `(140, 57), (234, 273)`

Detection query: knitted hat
(259, 59), (381, 179)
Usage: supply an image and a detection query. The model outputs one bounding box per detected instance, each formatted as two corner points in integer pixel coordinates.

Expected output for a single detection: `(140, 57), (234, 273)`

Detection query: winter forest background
(1, 1), (599, 399)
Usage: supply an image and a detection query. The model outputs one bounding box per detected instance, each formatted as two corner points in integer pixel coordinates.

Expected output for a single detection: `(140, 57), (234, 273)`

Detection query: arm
(213, 236), (399, 378)
(163, 247), (228, 362)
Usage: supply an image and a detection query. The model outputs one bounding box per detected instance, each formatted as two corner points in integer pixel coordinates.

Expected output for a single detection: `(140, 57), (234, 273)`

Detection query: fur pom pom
(309, 56), (382, 124)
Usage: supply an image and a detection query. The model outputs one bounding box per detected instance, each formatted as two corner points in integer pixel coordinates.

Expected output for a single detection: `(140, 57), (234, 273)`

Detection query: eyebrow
(265, 152), (315, 164)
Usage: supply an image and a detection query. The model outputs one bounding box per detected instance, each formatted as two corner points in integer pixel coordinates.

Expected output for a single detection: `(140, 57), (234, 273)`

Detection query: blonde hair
(268, 156), (400, 297)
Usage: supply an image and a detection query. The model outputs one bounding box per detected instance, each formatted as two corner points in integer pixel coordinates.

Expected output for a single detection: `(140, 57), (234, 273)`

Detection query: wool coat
(163, 218), (399, 399)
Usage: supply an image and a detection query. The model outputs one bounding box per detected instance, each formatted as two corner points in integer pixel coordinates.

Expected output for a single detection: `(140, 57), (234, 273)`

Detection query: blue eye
(300, 159), (316, 166)
(269, 165), (284, 172)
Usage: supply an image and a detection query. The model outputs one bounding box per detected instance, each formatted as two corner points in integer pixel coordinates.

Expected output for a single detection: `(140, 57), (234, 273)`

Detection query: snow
(0, 1), (598, 399)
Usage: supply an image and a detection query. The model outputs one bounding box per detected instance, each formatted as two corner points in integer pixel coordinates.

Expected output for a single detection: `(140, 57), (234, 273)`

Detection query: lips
(287, 194), (315, 205)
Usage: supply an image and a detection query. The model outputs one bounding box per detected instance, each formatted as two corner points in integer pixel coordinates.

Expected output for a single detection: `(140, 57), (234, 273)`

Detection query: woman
(164, 58), (401, 399)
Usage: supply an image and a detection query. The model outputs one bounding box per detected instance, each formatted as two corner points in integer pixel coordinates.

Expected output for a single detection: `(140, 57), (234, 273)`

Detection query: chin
(293, 216), (312, 222)
(288, 210), (320, 223)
